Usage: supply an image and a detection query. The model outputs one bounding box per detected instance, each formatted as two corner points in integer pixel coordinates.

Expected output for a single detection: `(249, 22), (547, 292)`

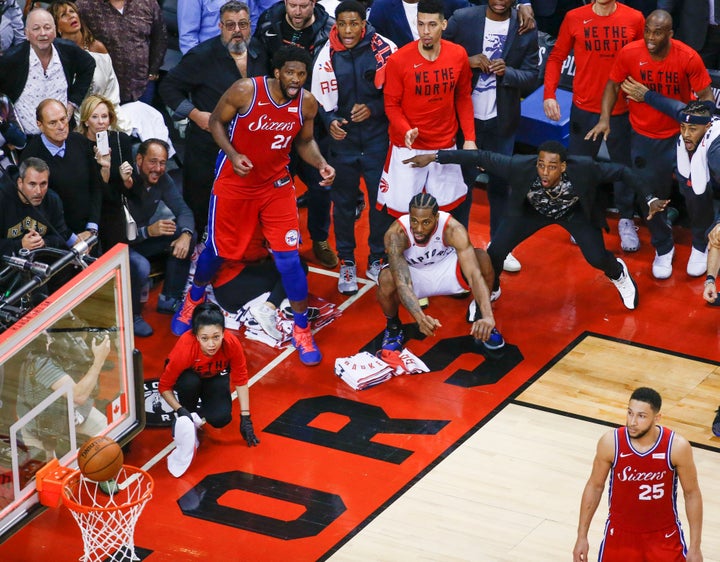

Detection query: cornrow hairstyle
(409, 193), (439, 214)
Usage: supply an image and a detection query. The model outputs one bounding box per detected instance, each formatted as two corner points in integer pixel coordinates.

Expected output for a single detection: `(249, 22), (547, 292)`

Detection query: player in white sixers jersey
(574, 387), (703, 562)
(376, 193), (503, 353)
(172, 46), (335, 366)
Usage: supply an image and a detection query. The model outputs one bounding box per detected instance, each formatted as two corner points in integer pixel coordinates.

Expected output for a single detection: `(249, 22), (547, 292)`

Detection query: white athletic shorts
(377, 145), (467, 216)
(408, 253), (468, 298)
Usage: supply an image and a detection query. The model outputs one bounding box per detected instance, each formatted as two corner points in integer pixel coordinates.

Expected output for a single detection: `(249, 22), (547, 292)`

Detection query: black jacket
(0, 39), (95, 108)
(318, 23), (389, 156)
(0, 179), (72, 256)
(254, 1), (333, 75)
(159, 35), (269, 146)
(21, 133), (102, 234)
(127, 171), (194, 243)
(444, 6), (539, 137)
(438, 149), (644, 229)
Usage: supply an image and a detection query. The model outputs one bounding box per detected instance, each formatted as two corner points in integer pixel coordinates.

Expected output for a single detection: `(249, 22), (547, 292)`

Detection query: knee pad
(193, 244), (222, 286)
(273, 250), (307, 302)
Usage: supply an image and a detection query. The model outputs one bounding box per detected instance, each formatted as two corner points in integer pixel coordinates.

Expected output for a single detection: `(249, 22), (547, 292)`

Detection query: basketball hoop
(61, 465), (153, 562)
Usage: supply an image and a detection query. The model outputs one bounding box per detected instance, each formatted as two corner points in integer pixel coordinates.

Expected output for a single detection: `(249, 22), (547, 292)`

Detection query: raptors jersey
(607, 426), (680, 532)
(398, 211), (455, 268)
(214, 76), (304, 198)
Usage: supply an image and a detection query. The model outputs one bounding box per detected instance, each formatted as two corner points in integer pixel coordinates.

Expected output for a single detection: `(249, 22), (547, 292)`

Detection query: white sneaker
(250, 303), (282, 340)
(503, 252), (521, 272)
(686, 247), (708, 277)
(610, 258), (638, 310)
(338, 260), (359, 295)
(490, 287), (501, 302)
(366, 259), (382, 282)
(618, 218), (640, 252)
(652, 247), (675, 279)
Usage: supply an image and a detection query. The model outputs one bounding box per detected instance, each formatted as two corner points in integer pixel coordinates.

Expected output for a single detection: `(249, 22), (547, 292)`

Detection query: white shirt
(403, 0), (420, 41)
(471, 17), (509, 121)
(14, 45), (68, 135)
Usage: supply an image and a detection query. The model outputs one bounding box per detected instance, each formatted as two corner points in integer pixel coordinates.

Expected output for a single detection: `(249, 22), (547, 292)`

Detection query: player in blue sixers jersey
(172, 46), (335, 366)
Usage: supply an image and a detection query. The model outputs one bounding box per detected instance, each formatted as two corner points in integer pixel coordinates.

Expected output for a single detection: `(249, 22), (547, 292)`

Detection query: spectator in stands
(0, 157), (75, 256)
(76, 94), (135, 253)
(161, 0), (268, 236)
(311, 0), (396, 294)
(0, 8), (95, 135)
(379, 0), (476, 228)
(445, 0), (538, 273)
(21, 99), (102, 242)
(178, 0), (222, 54)
(621, 88), (720, 277)
(658, 0), (720, 69)
(0, 0), (24, 55)
(76, 0), (167, 104)
(127, 139), (195, 337)
(254, 0), (339, 269)
(543, 0), (644, 253)
(587, 10), (713, 280)
(50, 1), (175, 150)
(0, 94), (26, 189)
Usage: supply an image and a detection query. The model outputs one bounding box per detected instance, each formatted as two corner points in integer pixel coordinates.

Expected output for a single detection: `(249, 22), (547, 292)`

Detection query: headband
(680, 112), (712, 125)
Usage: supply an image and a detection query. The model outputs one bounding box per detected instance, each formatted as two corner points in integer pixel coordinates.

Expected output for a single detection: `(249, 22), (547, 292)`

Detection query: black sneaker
(713, 407), (720, 437)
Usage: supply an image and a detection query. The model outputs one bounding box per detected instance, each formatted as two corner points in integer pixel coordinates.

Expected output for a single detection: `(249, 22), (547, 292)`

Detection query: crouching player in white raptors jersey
(171, 45), (335, 366)
(574, 387), (704, 562)
(376, 193), (504, 353)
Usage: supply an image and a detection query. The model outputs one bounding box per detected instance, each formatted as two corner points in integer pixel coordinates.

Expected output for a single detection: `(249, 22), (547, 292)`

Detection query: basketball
(77, 436), (123, 482)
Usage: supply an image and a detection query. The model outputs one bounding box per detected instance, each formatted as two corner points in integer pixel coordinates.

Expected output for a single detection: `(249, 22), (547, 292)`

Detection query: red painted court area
(1, 188), (719, 561)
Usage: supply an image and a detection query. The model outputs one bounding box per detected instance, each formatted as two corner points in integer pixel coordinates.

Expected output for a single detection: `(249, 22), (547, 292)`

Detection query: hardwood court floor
(1, 188), (719, 561)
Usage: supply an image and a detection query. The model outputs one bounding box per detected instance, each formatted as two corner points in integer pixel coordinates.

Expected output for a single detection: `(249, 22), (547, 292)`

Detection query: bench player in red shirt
(172, 46), (335, 366)
(573, 387), (704, 562)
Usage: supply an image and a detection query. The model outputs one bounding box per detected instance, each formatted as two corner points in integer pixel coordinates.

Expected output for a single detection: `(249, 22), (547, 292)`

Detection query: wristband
(705, 275), (716, 285)
(645, 196), (659, 205)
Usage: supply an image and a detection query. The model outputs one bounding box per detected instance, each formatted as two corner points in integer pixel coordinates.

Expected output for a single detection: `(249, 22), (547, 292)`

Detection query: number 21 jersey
(214, 76), (304, 198)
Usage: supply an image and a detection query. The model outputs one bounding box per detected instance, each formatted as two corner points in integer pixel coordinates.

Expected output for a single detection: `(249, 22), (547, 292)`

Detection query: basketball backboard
(0, 245), (144, 540)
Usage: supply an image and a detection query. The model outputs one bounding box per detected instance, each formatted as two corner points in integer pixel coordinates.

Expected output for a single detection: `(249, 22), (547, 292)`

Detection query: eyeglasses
(221, 20), (250, 30)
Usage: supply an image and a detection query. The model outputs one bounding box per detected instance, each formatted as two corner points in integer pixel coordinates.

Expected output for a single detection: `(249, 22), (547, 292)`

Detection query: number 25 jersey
(608, 425), (679, 532)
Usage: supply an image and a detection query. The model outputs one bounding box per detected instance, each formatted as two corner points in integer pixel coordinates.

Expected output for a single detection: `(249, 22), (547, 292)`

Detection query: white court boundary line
(141, 266), (376, 472)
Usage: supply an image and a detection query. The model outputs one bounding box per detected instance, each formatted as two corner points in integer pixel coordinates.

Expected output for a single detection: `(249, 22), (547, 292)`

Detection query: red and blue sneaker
(171, 293), (205, 336)
(292, 325), (322, 366)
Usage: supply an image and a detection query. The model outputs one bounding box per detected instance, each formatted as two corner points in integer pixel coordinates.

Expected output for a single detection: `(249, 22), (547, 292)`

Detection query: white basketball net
(62, 466), (153, 562)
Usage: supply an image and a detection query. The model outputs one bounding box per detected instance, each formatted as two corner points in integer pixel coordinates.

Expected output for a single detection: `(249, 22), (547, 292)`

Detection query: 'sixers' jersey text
(214, 76), (304, 198)
(607, 425), (680, 532)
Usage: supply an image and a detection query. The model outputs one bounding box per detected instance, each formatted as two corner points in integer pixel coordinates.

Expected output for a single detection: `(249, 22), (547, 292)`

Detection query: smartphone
(96, 130), (110, 155)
